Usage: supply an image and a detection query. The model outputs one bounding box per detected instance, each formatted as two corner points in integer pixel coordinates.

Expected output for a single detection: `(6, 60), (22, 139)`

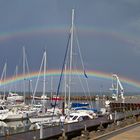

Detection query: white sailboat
(64, 9), (93, 113)
(5, 48), (37, 121)
(29, 50), (61, 124)
(49, 10), (97, 126)
(0, 63), (10, 121)
(7, 66), (24, 103)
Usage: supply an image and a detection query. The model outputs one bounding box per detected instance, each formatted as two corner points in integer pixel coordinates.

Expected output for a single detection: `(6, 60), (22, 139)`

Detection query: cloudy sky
(0, 0), (140, 92)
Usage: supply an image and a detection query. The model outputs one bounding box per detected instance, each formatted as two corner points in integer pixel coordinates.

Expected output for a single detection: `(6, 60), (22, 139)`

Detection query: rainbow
(1, 69), (140, 90)
(0, 25), (138, 47)
(0, 26), (68, 42)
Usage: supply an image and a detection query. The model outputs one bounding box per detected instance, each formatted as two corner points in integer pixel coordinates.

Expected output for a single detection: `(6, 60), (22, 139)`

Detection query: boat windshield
(69, 115), (74, 118)
(72, 116), (78, 120)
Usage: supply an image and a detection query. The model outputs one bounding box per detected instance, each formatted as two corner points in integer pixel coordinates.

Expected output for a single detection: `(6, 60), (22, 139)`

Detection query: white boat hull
(29, 115), (59, 123)
(7, 96), (24, 102)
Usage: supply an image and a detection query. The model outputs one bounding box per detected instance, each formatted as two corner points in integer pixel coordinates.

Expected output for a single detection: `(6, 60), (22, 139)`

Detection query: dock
(0, 116), (109, 140)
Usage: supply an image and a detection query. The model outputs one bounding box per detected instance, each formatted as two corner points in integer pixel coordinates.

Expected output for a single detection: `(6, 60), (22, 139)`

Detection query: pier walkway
(0, 116), (109, 140)
(94, 122), (140, 140)
(109, 124), (140, 140)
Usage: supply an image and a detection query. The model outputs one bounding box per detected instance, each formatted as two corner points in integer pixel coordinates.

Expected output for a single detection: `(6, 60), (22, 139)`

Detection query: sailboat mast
(3, 63), (7, 102)
(15, 65), (18, 92)
(50, 76), (53, 101)
(64, 64), (67, 106)
(68, 9), (74, 108)
(43, 50), (46, 97)
(23, 47), (26, 103)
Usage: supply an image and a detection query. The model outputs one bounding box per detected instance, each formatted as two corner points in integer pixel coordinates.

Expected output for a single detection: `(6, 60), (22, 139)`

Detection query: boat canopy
(71, 102), (89, 108)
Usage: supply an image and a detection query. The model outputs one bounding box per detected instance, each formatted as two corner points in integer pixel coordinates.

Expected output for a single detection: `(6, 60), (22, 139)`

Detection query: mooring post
(114, 110), (117, 123)
(40, 124), (43, 139)
(84, 124), (87, 131)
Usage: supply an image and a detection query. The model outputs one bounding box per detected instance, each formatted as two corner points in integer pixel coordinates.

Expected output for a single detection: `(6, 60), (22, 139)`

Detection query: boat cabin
(65, 112), (93, 123)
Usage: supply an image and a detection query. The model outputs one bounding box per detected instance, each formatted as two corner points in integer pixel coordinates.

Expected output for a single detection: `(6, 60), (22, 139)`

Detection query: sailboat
(0, 64), (25, 121)
(5, 48), (37, 121)
(51, 9), (97, 124)
(29, 50), (60, 124)
(7, 66), (24, 103)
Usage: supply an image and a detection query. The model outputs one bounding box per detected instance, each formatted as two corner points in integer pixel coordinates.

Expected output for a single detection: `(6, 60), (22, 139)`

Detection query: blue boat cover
(71, 102), (89, 108)
(74, 107), (98, 113)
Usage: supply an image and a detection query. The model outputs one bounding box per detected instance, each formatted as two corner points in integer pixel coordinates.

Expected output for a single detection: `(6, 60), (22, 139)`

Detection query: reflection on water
(0, 100), (105, 136)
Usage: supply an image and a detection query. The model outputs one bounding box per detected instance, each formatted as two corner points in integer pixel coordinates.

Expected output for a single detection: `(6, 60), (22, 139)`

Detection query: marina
(0, 98), (140, 139)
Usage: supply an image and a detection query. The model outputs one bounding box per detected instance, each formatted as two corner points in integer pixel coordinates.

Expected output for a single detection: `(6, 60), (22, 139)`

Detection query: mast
(50, 76), (53, 101)
(64, 64), (67, 106)
(14, 65), (18, 92)
(2, 63), (7, 102)
(42, 50), (47, 113)
(31, 50), (47, 106)
(23, 47), (26, 103)
(43, 50), (46, 98)
(68, 9), (74, 108)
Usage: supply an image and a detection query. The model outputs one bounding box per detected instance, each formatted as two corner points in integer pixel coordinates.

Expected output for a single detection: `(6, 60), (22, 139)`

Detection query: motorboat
(65, 112), (93, 123)
(7, 92), (24, 102)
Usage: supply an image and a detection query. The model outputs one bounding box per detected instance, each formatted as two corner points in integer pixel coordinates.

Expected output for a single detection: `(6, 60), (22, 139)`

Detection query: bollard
(40, 124), (43, 139)
(114, 110), (117, 123)
(84, 124), (87, 131)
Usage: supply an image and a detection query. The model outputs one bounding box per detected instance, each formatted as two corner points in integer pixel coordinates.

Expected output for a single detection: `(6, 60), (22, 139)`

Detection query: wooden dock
(0, 116), (109, 140)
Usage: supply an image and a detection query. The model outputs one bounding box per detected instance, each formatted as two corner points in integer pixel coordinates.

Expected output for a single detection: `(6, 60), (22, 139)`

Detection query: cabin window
(0, 107), (3, 110)
(69, 115), (73, 118)
(78, 116), (83, 121)
(73, 116), (78, 120)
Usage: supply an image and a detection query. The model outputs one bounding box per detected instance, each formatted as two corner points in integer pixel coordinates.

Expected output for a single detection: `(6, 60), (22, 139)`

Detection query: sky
(0, 0), (140, 93)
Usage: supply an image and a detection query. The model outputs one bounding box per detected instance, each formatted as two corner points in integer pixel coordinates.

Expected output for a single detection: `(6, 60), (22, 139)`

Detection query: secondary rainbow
(0, 25), (137, 47)
(1, 69), (140, 90)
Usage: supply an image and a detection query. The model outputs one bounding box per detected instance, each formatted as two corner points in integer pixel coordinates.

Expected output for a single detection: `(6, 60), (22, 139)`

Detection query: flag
(84, 70), (88, 78)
